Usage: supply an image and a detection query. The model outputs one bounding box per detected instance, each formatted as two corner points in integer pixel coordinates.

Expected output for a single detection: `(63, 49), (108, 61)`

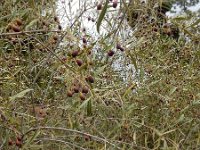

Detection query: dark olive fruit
(12, 25), (20, 32)
(97, 3), (102, 10)
(108, 50), (114, 56)
(116, 43), (121, 49)
(120, 47), (125, 51)
(71, 50), (79, 57)
(73, 86), (79, 93)
(91, 18), (95, 22)
(7, 36), (13, 41)
(42, 21), (46, 26)
(6, 27), (10, 32)
(17, 136), (22, 141)
(53, 35), (58, 41)
(15, 18), (22, 26)
(116, 44), (124, 51)
(88, 16), (91, 21)
(82, 28), (86, 32)
(82, 37), (87, 43)
(88, 60), (93, 65)
(151, 18), (155, 23)
(8, 140), (13, 146)
(163, 23), (169, 28)
(15, 140), (22, 148)
(82, 86), (89, 94)
(62, 57), (67, 62)
(169, 24), (180, 40)
(58, 24), (62, 30)
(11, 38), (18, 44)
(76, 59), (83, 66)
(83, 44), (87, 48)
(84, 135), (91, 141)
(152, 27), (158, 32)
(113, 0), (118, 8)
(67, 90), (73, 97)
(79, 93), (86, 101)
(54, 16), (59, 22)
(88, 50), (91, 55)
(86, 75), (94, 83)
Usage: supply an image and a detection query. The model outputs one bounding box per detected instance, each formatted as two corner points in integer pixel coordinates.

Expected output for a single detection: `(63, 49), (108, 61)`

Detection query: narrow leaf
(23, 130), (40, 148)
(188, 18), (200, 28)
(25, 19), (39, 30)
(130, 54), (138, 72)
(76, 97), (91, 114)
(126, 50), (138, 72)
(87, 99), (92, 116)
(123, 82), (137, 98)
(9, 89), (33, 101)
(169, 86), (177, 96)
(96, 0), (109, 33)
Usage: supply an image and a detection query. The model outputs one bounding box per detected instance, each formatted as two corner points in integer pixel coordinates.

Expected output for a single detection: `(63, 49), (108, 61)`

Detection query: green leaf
(169, 86), (177, 96)
(87, 99), (92, 116)
(22, 130), (40, 148)
(25, 19), (39, 30)
(139, 68), (145, 82)
(176, 114), (185, 123)
(192, 100), (200, 105)
(183, 28), (194, 37)
(123, 82), (137, 98)
(96, 0), (109, 33)
(9, 89), (33, 101)
(75, 97), (91, 113)
(196, 93), (200, 98)
(152, 128), (162, 137)
(14, 0), (21, 5)
(173, 16), (188, 21)
(187, 18), (200, 28)
(129, 54), (138, 72)
(126, 49), (138, 72)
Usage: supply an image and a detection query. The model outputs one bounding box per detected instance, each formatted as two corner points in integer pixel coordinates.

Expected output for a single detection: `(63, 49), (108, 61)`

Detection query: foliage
(0, 0), (200, 149)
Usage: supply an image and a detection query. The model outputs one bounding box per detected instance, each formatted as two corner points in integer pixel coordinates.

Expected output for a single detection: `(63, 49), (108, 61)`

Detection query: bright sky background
(57, 0), (200, 29)
(56, 0), (96, 33)
(167, 2), (200, 16)
(56, 0), (200, 80)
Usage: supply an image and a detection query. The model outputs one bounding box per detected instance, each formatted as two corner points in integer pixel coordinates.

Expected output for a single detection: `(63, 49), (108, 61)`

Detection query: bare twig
(0, 30), (65, 37)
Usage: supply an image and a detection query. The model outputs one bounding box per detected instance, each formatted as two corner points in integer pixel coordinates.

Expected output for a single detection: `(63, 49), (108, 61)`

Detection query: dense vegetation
(0, 0), (200, 149)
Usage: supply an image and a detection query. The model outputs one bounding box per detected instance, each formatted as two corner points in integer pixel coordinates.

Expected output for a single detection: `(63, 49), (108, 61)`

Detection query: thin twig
(0, 30), (65, 37)
(30, 35), (76, 73)
(70, 5), (96, 29)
